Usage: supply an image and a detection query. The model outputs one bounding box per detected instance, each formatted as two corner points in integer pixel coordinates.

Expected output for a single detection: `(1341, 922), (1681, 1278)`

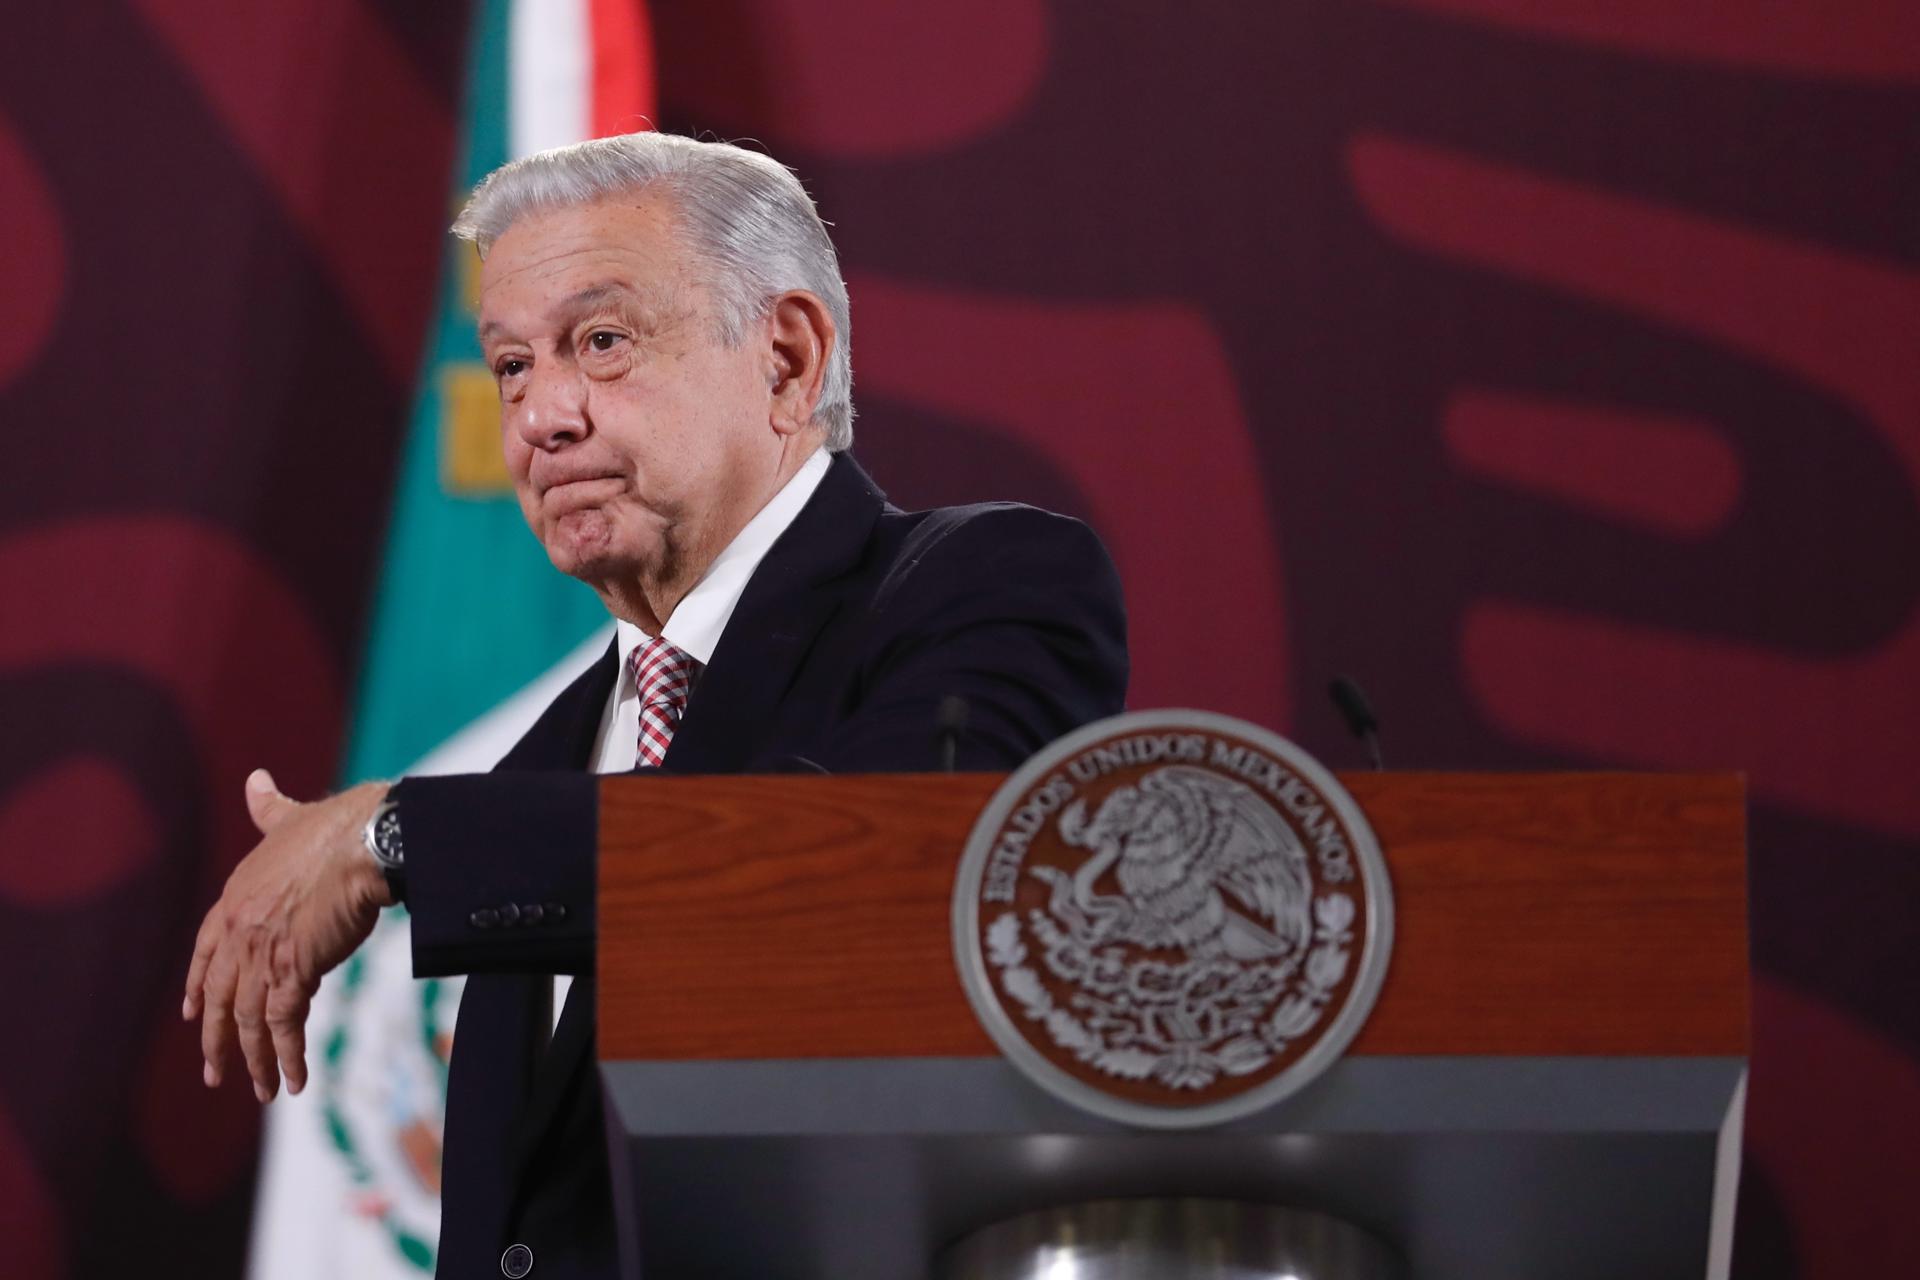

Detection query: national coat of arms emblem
(953, 710), (1393, 1126)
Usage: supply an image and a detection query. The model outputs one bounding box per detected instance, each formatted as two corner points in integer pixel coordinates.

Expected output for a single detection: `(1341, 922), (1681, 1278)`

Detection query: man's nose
(516, 365), (590, 450)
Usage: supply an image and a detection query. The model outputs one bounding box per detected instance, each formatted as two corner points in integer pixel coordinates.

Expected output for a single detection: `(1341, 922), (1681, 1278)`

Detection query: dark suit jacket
(392, 454), (1128, 1279)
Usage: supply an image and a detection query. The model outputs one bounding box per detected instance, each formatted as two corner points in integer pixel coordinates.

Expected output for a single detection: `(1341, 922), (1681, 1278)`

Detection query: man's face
(477, 193), (781, 598)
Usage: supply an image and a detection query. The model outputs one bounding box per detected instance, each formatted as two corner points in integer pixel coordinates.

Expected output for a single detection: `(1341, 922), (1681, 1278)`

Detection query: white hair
(453, 132), (855, 451)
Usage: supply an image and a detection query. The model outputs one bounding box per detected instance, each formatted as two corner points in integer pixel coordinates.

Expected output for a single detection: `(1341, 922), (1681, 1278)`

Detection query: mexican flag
(247, 2), (653, 1274)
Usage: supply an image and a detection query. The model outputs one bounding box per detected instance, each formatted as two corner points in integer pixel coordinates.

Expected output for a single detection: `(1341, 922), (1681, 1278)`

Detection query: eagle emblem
(1038, 765), (1314, 963)
(954, 713), (1392, 1127)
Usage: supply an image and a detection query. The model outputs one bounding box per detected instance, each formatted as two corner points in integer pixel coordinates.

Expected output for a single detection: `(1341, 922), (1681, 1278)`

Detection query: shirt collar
(614, 447), (833, 673)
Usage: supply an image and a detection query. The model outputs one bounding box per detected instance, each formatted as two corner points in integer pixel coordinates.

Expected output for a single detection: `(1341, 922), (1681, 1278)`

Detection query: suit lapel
(663, 452), (886, 772)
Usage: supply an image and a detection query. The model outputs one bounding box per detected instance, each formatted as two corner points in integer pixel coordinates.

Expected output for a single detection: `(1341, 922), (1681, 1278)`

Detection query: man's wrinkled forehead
(475, 198), (695, 340)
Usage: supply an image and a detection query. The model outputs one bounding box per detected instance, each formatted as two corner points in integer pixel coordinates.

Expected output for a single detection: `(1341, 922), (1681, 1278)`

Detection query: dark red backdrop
(1, 2), (1914, 1276)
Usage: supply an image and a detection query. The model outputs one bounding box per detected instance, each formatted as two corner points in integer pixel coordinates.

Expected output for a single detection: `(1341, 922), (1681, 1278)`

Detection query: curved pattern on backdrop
(0, 518), (342, 1205)
(0, 114), (63, 391)
(664, 0), (1050, 158)
(1378, 0), (1920, 81)
(1347, 133), (1920, 837)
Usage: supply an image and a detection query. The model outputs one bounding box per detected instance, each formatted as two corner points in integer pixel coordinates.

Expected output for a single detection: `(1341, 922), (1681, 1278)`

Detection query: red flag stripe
(590, 0), (657, 136)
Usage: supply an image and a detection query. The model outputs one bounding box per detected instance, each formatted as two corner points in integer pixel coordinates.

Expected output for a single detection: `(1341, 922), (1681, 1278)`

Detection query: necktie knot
(628, 635), (700, 767)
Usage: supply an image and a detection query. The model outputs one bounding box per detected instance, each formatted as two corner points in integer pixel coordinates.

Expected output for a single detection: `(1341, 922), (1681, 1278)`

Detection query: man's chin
(542, 526), (649, 586)
(541, 516), (611, 575)
(537, 521), (602, 579)
(535, 505), (675, 598)
(546, 541), (633, 582)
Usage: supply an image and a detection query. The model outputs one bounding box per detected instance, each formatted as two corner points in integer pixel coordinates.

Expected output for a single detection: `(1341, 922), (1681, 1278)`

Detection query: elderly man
(184, 132), (1127, 1279)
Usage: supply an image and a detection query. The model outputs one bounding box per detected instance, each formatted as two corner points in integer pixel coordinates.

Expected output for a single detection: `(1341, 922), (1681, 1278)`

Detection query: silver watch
(362, 792), (405, 901)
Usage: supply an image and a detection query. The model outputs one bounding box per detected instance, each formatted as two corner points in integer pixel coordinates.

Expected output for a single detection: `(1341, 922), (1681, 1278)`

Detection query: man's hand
(183, 770), (394, 1103)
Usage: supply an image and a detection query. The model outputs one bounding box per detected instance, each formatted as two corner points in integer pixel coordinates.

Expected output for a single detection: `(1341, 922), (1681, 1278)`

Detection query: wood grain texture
(598, 772), (1747, 1061)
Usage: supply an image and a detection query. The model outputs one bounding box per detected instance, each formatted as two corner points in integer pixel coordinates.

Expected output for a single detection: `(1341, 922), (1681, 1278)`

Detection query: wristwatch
(362, 790), (406, 905)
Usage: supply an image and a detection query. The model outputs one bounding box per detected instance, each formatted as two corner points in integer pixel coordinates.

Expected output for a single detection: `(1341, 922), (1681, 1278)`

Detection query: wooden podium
(598, 772), (1748, 1279)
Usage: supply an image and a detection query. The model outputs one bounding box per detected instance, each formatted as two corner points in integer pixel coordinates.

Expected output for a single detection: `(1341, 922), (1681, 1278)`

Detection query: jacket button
(544, 902), (567, 923)
(498, 901), (522, 926)
(469, 908), (498, 930)
(520, 903), (545, 925)
(500, 1243), (533, 1278)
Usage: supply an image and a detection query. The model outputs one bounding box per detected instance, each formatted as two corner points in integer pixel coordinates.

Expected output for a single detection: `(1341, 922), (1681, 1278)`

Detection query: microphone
(1328, 676), (1385, 771)
(937, 695), (970, 772)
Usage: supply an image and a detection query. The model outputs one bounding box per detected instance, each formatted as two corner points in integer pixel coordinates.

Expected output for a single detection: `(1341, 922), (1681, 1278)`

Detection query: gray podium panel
(602, 1055), (1745, 1280)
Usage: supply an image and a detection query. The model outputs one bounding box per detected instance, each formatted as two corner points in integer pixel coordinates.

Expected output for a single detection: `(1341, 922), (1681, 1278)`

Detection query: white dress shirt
(552, 446), (832, 1029)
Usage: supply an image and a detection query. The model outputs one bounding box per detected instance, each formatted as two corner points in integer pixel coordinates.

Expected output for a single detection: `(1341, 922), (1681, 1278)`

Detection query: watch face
(370, 804), (403, 867)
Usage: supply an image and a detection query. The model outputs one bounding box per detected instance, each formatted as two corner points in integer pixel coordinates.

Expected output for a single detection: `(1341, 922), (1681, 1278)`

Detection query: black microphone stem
(1329, 676), (1386, 771)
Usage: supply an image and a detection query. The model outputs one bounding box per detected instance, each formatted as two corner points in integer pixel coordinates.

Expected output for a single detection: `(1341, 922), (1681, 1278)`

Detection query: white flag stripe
(508, 0), (591, 162)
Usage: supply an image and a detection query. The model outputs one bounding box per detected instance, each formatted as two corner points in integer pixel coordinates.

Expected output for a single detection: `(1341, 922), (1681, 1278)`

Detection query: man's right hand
(183, 770), (393, 1102)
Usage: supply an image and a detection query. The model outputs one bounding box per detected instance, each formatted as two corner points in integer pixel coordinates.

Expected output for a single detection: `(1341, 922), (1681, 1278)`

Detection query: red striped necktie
(628, 634), (701, 768)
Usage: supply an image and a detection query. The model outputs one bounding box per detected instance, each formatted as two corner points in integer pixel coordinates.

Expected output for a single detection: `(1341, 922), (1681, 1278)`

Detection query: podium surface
(598, 771), (1747, 1279)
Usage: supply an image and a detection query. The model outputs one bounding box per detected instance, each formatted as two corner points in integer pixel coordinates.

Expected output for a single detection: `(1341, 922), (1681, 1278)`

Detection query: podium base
(936, 1200), (1400, 1280)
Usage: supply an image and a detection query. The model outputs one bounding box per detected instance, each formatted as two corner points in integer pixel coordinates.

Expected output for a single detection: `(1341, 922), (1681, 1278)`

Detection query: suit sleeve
(396, 771), (601, 977)
(795, 504), (1129, 772)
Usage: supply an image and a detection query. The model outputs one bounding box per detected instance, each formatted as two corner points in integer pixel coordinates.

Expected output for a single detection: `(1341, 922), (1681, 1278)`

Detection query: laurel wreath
(987, 892), (1355, 1090)
(316, 906), (445, 1273)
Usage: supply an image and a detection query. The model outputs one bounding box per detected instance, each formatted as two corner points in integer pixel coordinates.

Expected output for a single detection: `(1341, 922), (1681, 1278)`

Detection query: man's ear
(766, 290), (835, 436)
